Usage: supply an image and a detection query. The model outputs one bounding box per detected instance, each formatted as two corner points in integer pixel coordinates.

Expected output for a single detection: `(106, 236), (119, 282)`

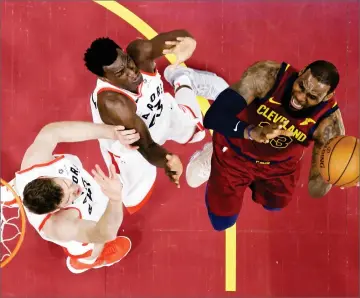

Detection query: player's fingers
(123, 134), (140, 144)
(171, 174), (181, 188)
(91, 169), (105, 186)
(109, 164), (117, 179)
(270, 122), (280, 129)
(166, 158), (174, 168)
(118, 129), (137, 136)
(94, 164), (108, 180)
(278, 129), (294, 137)
(165, 40), (179, 46)
(162, 49), (173, 55)
(114, 125), (126, 131)
(176, 37), (186, 41)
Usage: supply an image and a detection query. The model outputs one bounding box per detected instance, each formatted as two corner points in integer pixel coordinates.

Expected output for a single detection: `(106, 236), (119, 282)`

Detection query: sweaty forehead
(299, 69), (330, 95)
(104, 49), (127, 72)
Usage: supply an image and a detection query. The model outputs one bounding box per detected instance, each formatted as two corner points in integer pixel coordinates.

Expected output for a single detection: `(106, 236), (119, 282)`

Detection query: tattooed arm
(203, 60), (281, 138)
(230, 60), (281, 103)
(308, 110), (345, 198)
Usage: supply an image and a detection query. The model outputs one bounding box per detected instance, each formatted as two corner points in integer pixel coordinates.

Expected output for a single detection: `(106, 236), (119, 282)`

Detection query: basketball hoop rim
(1, 178), (26, 268)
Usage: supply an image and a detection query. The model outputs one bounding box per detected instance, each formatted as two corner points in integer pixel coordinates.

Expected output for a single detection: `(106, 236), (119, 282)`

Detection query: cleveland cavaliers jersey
(219, 62), (339, 163)
(15, 154), (109, 256)
(90, 70), (172, 157)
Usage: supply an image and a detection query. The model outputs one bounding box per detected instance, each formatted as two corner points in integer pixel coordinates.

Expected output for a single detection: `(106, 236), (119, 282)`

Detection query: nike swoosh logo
(300, 118), (316, 126)
(233, 121), (241, 131)
(269, 97), (281, 105)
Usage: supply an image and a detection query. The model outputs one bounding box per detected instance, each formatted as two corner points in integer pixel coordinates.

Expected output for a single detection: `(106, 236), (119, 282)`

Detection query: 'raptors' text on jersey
(218, 62), (339, 163)
(90, 70), (172, 152)
(137, 76), (165, 128)
(68, 161), (94, 215)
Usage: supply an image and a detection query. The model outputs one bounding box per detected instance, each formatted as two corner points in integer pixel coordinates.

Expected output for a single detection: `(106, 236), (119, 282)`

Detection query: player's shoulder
(97, 91), (137, 123)
(244, 60), (282, 83)
(20, 151), (58, 172)
(98, 90), (136, 109)
(41, 208), (80, 238)
(251, 60), (282, 69)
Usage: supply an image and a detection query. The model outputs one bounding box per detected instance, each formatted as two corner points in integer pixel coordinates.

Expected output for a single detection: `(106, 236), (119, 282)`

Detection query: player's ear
(324, 91), (335, 102)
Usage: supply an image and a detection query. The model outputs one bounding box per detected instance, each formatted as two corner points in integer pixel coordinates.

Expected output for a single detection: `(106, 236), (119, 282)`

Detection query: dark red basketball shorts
(206, 135), (302, 217)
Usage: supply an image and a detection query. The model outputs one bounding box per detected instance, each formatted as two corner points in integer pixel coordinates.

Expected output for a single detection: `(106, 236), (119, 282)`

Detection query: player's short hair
(84, 37), (122, 77)
(303, 60), (340, 94)
(23, 178), (63, 215)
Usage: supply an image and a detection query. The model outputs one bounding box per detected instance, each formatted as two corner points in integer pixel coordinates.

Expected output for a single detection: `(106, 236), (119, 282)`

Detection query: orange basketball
(317, 135), (359, 188)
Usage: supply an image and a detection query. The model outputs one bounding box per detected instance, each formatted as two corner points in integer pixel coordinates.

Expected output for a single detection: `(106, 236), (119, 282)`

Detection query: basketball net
(0, 178), (26, 268)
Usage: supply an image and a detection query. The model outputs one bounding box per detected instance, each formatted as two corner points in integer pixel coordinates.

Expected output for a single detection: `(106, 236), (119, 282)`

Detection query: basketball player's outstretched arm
(126, 29), (195, 72)
(308, 110), (345, 198)
(21, 121), (127, 170)
(204, 60), (292, 141)
(98, 92), (182, 184)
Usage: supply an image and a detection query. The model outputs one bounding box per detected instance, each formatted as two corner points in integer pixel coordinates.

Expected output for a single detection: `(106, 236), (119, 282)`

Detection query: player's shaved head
(302, 60), (339, 94)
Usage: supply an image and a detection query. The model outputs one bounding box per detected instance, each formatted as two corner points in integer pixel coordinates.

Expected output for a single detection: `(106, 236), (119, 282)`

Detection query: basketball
(317, 135), (359, 188)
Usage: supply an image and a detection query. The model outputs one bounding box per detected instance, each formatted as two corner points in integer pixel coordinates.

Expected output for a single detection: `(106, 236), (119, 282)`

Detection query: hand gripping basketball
(249, 122), (293, 143)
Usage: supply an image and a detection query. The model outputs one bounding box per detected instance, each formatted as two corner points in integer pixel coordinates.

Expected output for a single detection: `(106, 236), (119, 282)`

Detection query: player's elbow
(87, 228), (116, 244)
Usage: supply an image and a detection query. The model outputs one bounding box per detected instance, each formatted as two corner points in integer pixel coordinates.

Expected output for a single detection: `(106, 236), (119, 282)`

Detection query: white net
(0, 179), (26, 268)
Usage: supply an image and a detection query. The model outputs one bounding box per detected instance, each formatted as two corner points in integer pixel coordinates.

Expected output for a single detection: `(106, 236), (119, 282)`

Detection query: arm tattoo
(231, 60), (280, 104)
(308, 110), (345, 197)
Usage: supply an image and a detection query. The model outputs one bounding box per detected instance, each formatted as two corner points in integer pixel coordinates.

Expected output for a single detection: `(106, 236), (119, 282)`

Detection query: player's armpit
(98, 92), (170, 168)
(126, 29), (193, 71)
(308, 110), (345, 198)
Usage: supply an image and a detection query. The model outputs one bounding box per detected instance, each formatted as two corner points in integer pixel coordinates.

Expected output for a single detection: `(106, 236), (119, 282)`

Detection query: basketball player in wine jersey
(184, 60), (348, 231)
(13, 121), (139, 273)
(84, 30), (228, 213)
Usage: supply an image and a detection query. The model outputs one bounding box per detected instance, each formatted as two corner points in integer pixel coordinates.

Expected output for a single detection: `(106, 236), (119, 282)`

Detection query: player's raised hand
(92, 164), (123, 201)
(113, 125), (140, 150)
(165, 154), (183, 188)
(162, 37), (197, 66)
(249, 122), (293, 143)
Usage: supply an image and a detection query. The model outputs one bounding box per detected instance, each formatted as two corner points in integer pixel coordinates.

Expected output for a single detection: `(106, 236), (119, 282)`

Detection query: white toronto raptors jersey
(90, 70), (172, 156)
(14, 154), (109, 256)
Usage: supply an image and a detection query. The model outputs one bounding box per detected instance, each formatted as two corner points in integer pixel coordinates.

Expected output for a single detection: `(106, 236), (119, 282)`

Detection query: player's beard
(282, 73), (324, 119)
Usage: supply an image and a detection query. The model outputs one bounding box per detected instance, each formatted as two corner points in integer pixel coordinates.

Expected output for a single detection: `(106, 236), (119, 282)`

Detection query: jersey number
(259, 122), (293, 149)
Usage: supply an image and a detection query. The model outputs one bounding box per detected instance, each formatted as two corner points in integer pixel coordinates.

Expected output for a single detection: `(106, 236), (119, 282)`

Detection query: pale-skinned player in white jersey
(85, 30), (229, 213)
(12, 121), (141, 273)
